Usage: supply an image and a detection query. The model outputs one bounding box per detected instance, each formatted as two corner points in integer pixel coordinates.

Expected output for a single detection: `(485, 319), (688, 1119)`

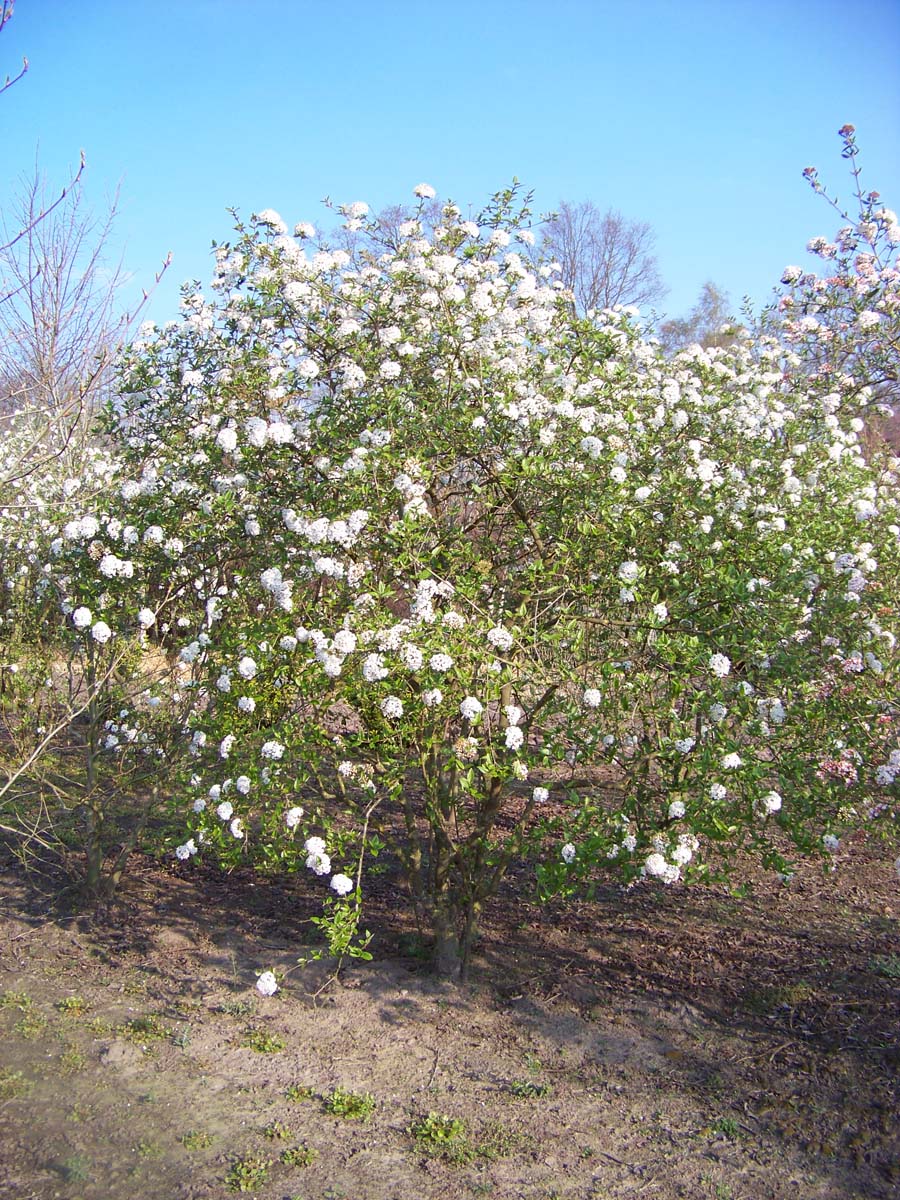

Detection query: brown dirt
(0, 833), (897, 1200)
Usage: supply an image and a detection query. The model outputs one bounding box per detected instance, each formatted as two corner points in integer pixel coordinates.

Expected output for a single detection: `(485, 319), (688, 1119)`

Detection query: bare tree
(538, 200), (667, 313)
(329, 197), (445, 263)
(0, 172), (126, 465)
(1, 3), (89, 308)
(0, 4), (106, 485)
(0, 2), (172, 493)
(657, 280), (739, 355)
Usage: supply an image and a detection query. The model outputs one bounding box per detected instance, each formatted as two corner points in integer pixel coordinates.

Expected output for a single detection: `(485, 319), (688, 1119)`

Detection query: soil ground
(0, 833), (897, 1200)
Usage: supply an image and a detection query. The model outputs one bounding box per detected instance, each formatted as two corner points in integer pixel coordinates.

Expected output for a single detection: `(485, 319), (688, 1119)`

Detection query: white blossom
(617, 560), (639, 584)
(380, 695), (404, 719)
(72, 606), (92, 629)
(237, 656), (257, 679)
(709, 653), (731, 678)
(91, 621), (112, 644)
(504, 725), (524, 751)
(487, 626), (514, 651)
(255, 970), (278, 996)
(306, 850), (331, 875)
(759, 790), (782, 815)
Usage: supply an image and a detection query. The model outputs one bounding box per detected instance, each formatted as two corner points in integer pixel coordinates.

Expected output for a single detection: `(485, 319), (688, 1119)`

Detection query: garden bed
(0, 832), (897, 1199)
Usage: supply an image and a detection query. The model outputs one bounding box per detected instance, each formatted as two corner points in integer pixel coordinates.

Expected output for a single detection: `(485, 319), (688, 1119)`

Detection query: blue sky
(2, 0), (899, 326)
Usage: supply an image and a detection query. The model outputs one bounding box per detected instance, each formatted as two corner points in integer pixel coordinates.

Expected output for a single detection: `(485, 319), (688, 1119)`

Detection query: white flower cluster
(259, 566), (293, 612)
(874, 748), (900, 787)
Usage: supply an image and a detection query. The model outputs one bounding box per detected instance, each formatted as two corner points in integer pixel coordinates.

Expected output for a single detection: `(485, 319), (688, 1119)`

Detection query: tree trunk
(432, 903), (461, 978)
(458, 898), (482, 984)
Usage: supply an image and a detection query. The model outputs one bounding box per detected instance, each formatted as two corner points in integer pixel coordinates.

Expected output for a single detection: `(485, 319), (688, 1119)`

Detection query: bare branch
(0, 162), (172, 491)
(0, 52), (26, 95)
(0, 649), (126, 810)
(0, 152), (86, 256)
(0, 1), (27, 95)
(0, 260), (39, 306)
(538, 201), (668, 314)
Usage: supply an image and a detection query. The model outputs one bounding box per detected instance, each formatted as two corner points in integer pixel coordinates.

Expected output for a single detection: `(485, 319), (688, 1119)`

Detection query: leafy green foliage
(324, 1087), (376, 1120)
(241, 1028), (285, 1054)
(225, 1155), (270, 1192)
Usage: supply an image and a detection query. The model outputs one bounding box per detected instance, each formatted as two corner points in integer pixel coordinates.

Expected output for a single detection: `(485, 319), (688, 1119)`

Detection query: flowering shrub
(4, 150), (899, 975)
(0, 424), (190, 894)
(766, 125), (900, 421)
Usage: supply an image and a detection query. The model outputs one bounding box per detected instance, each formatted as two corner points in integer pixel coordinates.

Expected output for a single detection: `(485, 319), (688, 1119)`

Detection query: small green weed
(225, 1155), (271, 1192)
(510, 1079), (552, 1099)
(712, 1116), (740, 1139)
(745, 981), (813, 1013)
(120, 1014), (170, 1044)
(410, 1111), (470, 1161)
(241, 1027), (285, 1054)
(14, 1011), (48, 1039)
(180, 1130), (214, 1150)
(59, 1045), (87, 1074)
(285, 1083), (315, 1102)
(173, 999), (203, 1017)
(67, 1102), (93, 1124)
(0, 1069), (32, 1099)
(59, 1154), (91, 1184)
(474, 1119), (525, 1162)
(218, 998), (254, 1018)
(263, 1119), (291, 1140)
(134, 1139), (161, 1159)
(324, 1086), (376, 1120)
(409, 1112), (521, 1165)
(0, 990), (32, 1011)
(869, 954), (900, 979)
(56, 995), (90, 1016)
(280, 1143), (318, 1167)
(700, 1171), (735, 1197)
